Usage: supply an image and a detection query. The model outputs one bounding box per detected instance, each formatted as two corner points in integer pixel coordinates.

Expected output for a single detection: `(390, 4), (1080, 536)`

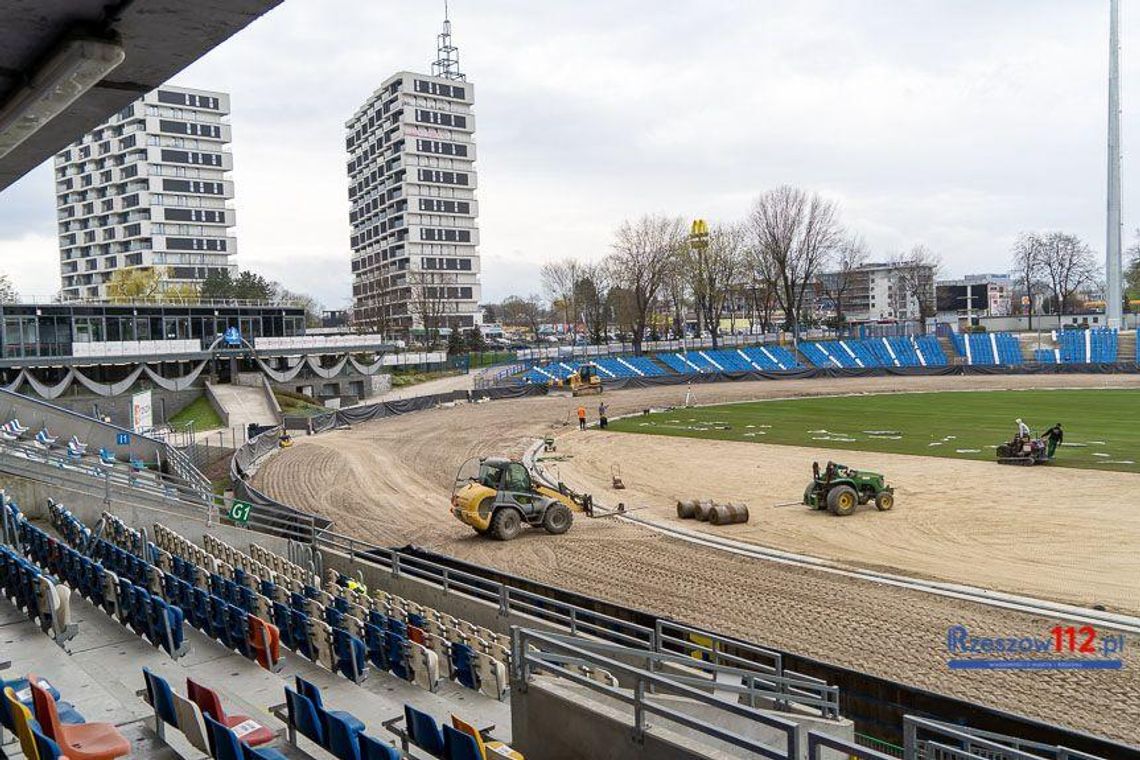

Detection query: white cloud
(0, 1), (1135, 303)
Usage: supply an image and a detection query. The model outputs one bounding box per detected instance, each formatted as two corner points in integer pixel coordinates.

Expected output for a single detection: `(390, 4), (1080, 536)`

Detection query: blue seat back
(443, 724), (482, 760)
(404, 704), (444, 757)
(143, 667), (179, 726)
(284, 687), (324, 746)
(205, 713), (243, 760)
(359, 733), (400, 760)
(32, 723), (67, 760)
(451, 642), (478, 690)
(326, 712), (361, 760)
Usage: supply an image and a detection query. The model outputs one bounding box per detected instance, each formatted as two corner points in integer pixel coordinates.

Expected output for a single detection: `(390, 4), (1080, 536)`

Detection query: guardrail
(511, 626), (801, 759)
(902, 717), (1106, 760)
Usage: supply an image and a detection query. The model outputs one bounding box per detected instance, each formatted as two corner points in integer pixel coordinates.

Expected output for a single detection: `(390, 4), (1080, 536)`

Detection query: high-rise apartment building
(346, 14), (481, 337)
(54, 86), (236, 300)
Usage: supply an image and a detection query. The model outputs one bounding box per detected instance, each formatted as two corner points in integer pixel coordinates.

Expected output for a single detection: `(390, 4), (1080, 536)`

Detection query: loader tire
(827, 486), (858, 517)
(542, 503), (573, 535)
(490, 508), (523, 541)
(875, 491), (895, 511)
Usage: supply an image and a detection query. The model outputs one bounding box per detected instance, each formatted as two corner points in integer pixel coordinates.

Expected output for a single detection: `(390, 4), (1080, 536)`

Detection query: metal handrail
(808, 731), (896, 760)
(903, 717), (1108, 760)
(525, 630), (839, 718)
(512, 626), (799, 759)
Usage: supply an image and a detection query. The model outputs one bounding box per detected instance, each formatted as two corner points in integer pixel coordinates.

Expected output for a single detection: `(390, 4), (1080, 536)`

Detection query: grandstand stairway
(1119, 330), (1136, 363)
(937, 335), (960, 365)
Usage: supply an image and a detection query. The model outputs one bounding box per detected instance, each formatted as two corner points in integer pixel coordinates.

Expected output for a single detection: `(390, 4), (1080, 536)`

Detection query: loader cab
(477, 458), (531, 492)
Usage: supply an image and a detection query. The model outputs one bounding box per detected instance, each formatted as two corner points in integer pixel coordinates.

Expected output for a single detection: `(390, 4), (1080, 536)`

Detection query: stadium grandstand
(1, 3), (1138, 759)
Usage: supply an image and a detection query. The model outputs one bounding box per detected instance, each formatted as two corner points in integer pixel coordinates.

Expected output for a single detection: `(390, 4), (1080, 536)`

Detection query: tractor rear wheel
(803, 483), (820, 508)
(542, 503), (573, 535)
(875, 491), (895, 511)
(827, 485), (858, 516)
(489, 508), (523, 541)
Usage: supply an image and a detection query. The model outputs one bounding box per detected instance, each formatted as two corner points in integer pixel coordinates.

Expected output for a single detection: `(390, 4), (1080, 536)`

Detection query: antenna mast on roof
(432, 0), (466, 81)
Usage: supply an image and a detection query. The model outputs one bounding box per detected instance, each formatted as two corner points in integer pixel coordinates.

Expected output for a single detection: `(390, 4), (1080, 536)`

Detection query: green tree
(231, 270), (275, 301)
(465, 324), (486, 353)
(446, 329), (465, 356)
(199, 269), (233, 300)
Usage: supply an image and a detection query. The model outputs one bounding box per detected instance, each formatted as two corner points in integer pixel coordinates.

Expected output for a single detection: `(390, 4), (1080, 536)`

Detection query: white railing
(71, 339), (202, 357)
(254, 334), (393, 351)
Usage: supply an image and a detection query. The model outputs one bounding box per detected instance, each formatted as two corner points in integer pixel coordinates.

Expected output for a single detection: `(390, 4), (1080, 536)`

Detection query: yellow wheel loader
(450, 456), (587, 540)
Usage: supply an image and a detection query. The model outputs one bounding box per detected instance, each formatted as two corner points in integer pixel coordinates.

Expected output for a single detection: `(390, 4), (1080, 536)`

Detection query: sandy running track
(253, 373), (1140, 743)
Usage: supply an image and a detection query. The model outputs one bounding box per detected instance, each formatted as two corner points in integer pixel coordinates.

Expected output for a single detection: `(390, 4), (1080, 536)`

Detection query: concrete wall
(15, 386), (201, 429)
(510, 677), (851, 760)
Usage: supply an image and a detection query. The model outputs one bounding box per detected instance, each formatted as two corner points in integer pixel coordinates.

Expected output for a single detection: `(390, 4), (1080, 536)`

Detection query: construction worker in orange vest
(577, 404), (587, 430)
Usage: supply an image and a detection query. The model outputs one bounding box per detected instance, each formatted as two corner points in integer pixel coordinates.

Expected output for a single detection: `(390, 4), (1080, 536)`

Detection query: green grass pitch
(606, 389), (1140, 473)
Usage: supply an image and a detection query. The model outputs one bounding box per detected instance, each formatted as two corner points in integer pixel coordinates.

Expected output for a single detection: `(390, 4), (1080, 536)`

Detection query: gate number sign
(228, 501), (252, 524)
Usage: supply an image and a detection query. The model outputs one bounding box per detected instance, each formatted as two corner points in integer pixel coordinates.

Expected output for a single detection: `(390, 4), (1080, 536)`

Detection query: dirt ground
(554, 431), (1140, 613)
(253, 373), (1140, 744)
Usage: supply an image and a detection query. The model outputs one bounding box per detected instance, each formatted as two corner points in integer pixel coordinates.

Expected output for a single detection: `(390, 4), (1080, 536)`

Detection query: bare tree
(0, 274), (18, 303)
(499, 294), (545, 341)
(1122, 228), (1140, 302)
(540, 258), (583, 335)
(1010, 232), (1048, 329)
(1038, 232), (1099, 325)
(407, 270), (458, 347)
(817, 235), (869, 327)
(747, 186), (842, 341)
(609, 214), (686, 354)
(574, 261), (612, 345)
(890, 245), (940, 323)
(687, 223), (747, 349)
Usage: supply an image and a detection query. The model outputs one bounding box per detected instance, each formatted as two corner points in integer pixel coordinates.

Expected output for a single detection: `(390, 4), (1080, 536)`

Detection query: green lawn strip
(607, 389), (1140, 473)
(169, 395), (224, 430)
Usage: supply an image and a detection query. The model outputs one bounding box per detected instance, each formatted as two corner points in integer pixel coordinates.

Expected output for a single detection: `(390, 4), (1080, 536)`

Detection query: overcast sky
(0, 1), (1136, 308)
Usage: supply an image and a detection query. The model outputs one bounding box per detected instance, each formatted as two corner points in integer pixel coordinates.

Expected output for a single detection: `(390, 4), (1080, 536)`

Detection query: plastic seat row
(249, 541), (321, 588)
(387, 704), (523, 760)
(156, 523), (362, 681)
(47, 505), (274, 664)
(1057, 327), (1118, 363)
(143, 667), (279, 754)
(20, 511), (188, 658)
(4, 672), (130, 760)
(280, 676), (405, 760)
(0, 542), (77, 646)
(739, 345), (801, 370)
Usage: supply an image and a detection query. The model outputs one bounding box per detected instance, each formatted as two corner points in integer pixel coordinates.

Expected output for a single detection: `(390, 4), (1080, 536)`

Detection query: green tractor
(803, 461), (895, 516)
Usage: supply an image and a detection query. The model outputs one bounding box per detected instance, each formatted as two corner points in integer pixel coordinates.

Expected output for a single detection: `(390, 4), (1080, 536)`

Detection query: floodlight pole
(1106, 0), (1124, 328)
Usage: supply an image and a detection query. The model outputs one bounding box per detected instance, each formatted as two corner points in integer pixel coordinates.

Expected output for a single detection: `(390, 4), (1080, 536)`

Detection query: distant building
(54, 86), (236, 300)
(936, 274), (1013, 324)
(818, 261), (936, 323)
(345, 11), (481, 339)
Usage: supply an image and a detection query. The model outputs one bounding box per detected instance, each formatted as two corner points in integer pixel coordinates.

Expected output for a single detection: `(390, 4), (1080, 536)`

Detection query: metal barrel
(709, 503), (749, 526)
(676, 500), (698, 519)
(693, 500), (716, 522)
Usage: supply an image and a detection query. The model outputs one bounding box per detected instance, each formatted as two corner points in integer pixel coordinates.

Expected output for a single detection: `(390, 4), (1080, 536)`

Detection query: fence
(902, 717), (1107, 760)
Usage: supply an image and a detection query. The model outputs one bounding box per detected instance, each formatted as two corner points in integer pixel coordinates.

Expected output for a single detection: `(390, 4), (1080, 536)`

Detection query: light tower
(1106, 0), (1123, 328)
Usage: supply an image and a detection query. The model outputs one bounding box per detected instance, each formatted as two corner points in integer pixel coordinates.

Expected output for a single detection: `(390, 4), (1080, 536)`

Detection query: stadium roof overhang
(0, 0), (283, 192)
